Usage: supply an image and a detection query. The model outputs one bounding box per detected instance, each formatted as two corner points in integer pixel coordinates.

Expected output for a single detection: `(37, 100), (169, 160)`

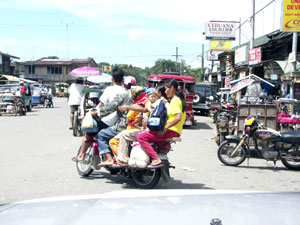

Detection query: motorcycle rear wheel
(73, 112), (78, 137)
(76, 145), (94, 176)
(280, 149), (300, 170)
(218, 139), (247, 166)
(131, 168), (161, 189)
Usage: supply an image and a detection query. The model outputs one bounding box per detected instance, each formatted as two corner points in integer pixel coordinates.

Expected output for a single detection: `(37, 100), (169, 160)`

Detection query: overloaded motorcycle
(75, 137), (181, 189)
(217, 115), (300, 170)
(215, 111), (236, 146)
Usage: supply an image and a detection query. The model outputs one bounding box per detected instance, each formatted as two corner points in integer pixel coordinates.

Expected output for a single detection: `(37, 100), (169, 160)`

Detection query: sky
(0, 0), (282, 68)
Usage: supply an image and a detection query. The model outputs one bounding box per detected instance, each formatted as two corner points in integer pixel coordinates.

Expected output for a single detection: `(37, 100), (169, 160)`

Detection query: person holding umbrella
(68, 77), (85, 130)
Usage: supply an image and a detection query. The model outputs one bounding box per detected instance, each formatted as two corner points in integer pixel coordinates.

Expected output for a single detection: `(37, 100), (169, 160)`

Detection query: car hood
(0, 190), (299, 225)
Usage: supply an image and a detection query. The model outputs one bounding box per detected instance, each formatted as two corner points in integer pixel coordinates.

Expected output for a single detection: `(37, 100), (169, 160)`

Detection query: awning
(230, 78), (255, 94)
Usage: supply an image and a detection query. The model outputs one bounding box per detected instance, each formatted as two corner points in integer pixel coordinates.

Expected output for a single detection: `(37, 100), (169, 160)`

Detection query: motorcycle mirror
(208, 96), (214, 101)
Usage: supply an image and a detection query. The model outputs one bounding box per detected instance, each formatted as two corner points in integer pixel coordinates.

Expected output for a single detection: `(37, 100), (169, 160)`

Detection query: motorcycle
(44, 94), (53, 108)
(15, 96), (26, 116)
(217, 115), (300, 170)
(75, 137), (181, 188)
(215, 111), (235, 146)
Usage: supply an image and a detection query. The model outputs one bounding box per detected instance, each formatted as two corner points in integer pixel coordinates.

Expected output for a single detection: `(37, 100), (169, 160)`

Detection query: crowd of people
(70, 67), (186, 168)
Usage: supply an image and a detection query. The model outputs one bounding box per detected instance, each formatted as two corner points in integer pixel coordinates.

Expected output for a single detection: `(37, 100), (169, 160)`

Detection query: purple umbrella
(69, 67), (101, 77)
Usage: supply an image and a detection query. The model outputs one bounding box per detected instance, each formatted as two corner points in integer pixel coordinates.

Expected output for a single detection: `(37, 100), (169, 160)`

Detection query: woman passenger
(137, 79), (186, 167)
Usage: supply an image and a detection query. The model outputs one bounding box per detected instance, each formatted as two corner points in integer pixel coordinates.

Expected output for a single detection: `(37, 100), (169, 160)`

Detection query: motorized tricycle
(147, 74), (195, 126)
(217, 115), (300, 170)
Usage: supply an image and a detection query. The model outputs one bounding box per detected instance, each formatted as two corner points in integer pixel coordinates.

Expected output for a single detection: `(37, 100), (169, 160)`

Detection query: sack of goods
(147, 100), (167, 131)
(128, 143), (150, 168)
(81, 112), (99, 133)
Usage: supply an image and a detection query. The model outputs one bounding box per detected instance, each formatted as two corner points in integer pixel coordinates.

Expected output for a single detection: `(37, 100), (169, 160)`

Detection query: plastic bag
(128, 143), (150, 168)
(82, 112), (93, 129)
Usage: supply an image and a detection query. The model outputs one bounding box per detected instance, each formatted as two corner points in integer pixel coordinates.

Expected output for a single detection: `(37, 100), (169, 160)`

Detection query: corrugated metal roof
(0, 51), (20, 59)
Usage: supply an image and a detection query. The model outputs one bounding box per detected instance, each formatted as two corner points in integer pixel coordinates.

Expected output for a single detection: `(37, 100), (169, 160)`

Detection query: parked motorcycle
(75, 137), (181, 188)
(215, 111), (235, 146)
(217, 115), (300, 170)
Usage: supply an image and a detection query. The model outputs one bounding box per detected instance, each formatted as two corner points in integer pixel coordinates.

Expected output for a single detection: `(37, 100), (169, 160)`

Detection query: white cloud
(1, 39), (24, 45)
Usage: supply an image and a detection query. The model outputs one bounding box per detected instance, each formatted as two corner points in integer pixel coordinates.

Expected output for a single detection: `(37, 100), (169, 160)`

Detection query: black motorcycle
(44, 95), (53, 108)
(217, 115), (300, 170)
(215, 111), (235, 146)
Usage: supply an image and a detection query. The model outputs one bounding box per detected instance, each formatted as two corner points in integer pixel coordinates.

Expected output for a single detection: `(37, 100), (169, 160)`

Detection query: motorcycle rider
(72, 68), (127, 162)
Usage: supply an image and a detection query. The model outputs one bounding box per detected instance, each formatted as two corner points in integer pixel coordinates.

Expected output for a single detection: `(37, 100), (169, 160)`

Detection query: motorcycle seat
(281, 130), (300, 144)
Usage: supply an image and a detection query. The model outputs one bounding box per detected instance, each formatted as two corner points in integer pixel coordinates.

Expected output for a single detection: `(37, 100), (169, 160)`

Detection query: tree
(47, 56), (59, 59)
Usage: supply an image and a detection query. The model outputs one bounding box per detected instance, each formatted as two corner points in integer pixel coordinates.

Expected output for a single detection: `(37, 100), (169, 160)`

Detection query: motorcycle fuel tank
(254, 129), (281, 141)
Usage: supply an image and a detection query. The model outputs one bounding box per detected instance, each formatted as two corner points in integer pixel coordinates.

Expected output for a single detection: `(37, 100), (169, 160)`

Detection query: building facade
(0, 51), (20, 75)
(20, 58), (98, 83)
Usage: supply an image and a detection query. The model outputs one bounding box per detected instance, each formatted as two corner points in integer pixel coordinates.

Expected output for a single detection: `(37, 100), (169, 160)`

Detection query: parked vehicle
(148, 74), (195, 126)
(192, 83), (216, 115)
(276, 98), (300, 131)
(215, 111), (235, 146)
(75, 136), (181, 188)
(0, 84), (33, 111)
(0, 91), (17, 116)
(217, 115), (300, 170)
(55, 83), (69, 97)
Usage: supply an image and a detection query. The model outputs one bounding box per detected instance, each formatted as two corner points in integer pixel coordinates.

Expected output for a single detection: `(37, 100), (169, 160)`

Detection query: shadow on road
(82, 171), (214, 190)
(185, 122), (212, 130)
(226, 165), (290, 172)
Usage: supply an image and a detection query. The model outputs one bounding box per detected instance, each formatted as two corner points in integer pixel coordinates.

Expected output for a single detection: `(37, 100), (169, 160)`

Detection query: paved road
(0, 97), (300, 204)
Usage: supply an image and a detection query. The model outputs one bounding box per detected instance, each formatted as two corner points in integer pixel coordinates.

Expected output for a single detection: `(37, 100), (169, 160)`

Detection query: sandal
(71, 156), (84, 162)
(147, 163), (163, 169)
(98, 161), (114, 167)
(112, 162), (128, 168)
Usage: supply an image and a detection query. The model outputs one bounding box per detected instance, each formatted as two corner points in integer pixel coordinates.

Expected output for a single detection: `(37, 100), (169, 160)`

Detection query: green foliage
(47, 56), (59, 59)
(100, 59), (205, 85)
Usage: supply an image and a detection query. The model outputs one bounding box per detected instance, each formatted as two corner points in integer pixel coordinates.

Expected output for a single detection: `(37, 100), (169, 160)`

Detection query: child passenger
(137, 79), (186, 168)
(110, 89), (159, 165)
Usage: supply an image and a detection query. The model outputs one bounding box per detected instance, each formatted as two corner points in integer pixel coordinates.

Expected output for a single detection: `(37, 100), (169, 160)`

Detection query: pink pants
(137, 130), (180, 159)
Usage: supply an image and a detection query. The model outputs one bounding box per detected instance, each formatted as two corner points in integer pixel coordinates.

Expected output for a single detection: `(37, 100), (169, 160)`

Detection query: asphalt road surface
(0, 97), (300, 204)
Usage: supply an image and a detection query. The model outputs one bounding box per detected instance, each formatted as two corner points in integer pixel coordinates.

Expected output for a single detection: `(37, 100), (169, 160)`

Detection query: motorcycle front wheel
(130, 168), (161, 189)
(218, 139), (247, 166)
(280, 149), (300, 170)
(76, 145), (94, 176)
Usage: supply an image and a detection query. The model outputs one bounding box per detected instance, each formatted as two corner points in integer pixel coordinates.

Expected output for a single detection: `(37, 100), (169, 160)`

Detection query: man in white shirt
(73, 68), (127, 163)
(68, 77), (85, 129)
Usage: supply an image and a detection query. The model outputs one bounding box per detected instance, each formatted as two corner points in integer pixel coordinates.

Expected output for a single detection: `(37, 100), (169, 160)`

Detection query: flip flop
(147, 163), (163, 169)
(112, 163), (128, 168)
(71, 156), (84, 162)
(69, 127), (73, 130)
(98, 161), (114, 167)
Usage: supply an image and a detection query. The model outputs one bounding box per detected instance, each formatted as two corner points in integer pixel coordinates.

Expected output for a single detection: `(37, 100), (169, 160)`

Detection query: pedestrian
(20, 82), (27, 112)
(68, 77), (85, 130)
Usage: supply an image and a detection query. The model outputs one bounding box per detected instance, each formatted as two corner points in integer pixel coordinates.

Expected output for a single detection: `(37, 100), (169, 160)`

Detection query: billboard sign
(210, 40), (232, 51)
(249, 47), (262, 65)
(205, 22), (236, 40)
(103, 65), (112, 72)
(281, 0), (300, 32)
(235, 46), (249, 67)
(207, 50), (219, 61)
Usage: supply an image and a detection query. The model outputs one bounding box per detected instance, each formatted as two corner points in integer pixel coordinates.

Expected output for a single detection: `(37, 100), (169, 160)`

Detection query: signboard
(281, 0), (300, 32)
(271, 74), (278, 80)
(205, 22), (236, 40)
(103, 65), (112, 72)
(235, 45), (249, 67)
(210, 40), (232, 51)
(207, 49), (219, 61)
(249, 47), (262, 65)
(225, 74), (232, 88)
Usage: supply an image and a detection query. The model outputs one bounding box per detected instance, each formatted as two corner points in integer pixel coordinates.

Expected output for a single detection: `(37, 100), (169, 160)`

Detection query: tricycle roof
(148, 74), (195, 83)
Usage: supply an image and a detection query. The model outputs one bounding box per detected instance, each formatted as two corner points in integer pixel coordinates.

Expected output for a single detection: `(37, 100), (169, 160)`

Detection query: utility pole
(201, 44), (205, 81)
(172, 47), (182, 73)
(290, 32), (298, 113)
(239, 17), (242, 47)
(249, 0), (255, 74)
